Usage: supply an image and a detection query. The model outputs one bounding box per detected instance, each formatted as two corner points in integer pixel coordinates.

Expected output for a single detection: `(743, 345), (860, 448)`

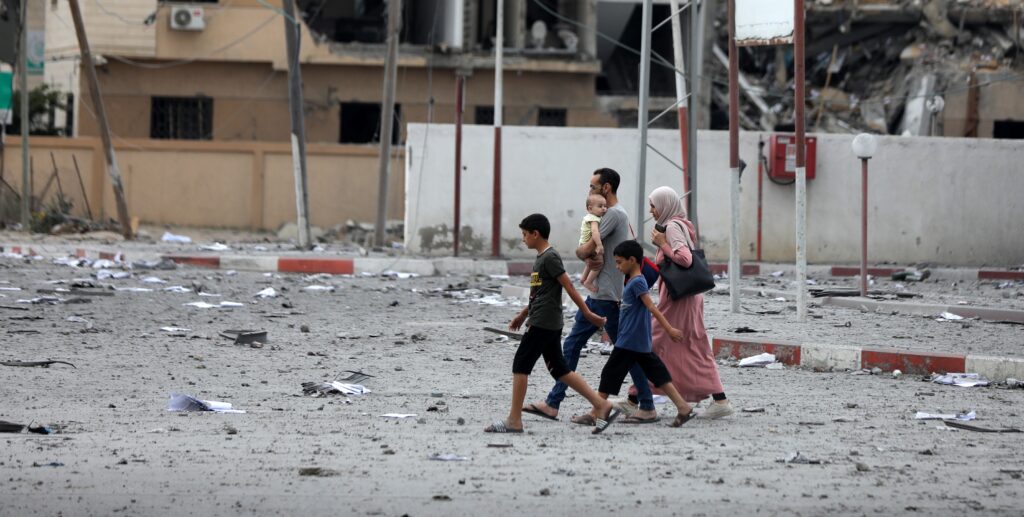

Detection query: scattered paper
(381, 270), (419, 280)
(931, 373), (989, 388)
(162, 232), (193, 243)
(161, 327), (192, 333)
(915, 411), (976, 421)
(164, 286), (192, 293)
(936, 312), (964, 321)
(773, 297), (787, 302)
(303, 285), (335, 292)
(198, 292), (221, 297)
(739, 353), (777, 367)
(0, 287), (22, 291)
(114, 287), (153, 293)
(429, 454), (470, 462)
(771, 271), (784, 277)
(765, 362), (785, 370)
(380, 414), (417, 419)
(255, 287), (279, 299)
(92, 259), (117, 269)
(166, 393), (245, 413)
(96, 269), (131, 280)
(142, 277), (167, 284)
(184, 301), (244, 309)
(200, 242), (230, 252)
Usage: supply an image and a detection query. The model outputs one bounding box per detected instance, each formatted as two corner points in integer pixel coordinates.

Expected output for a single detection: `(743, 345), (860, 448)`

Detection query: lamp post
(851, 133), (878, 297)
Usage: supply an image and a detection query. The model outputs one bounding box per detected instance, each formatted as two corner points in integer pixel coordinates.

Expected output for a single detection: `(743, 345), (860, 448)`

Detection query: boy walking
(485, 214), (621, 434)
(591, 240), (696, 428)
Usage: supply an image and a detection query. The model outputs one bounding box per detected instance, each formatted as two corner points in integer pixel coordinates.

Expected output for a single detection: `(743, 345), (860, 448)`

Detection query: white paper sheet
(166, 393), (245, 413)
(739, 353), (777, 367)
(931, 373), (989, 387)
(914, 411), (976, 421)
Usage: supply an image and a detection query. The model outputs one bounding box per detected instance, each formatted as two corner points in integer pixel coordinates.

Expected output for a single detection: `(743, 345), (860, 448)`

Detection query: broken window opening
(993, 120), (1024, 140)
(596, 3), (675, 96)
(150, 96), (213, 140)
(537, 107), (567, 127)
(297, 0), (451, 46)
(475, 106), (494, 125)
(340, 102), (401, 144)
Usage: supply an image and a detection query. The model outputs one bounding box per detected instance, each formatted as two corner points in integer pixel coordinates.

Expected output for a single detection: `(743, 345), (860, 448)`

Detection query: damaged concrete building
(42, 0), (720, 144)
(717, 0), (1024, 138)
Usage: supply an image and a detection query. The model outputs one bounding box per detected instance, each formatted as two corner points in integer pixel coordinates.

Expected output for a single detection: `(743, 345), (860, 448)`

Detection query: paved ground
(2, 256), (1023, 516)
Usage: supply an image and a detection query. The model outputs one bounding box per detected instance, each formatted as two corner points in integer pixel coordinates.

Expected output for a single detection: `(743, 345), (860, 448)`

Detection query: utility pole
(668, 0), (688, 195)
(19, 0), (29, 229)
(491, 0), (503, 258)
(794, 0), (808, 321)
(687, 0), (700, 244)
(635, 0), (653, 242)
(727, 0), (740, 314)
(282, 0), (311, 249)
(375, 0), (401, 248)
(68, 0), (132, 240)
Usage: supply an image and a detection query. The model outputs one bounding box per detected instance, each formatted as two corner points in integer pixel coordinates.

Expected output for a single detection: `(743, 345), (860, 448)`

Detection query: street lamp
(851, 133), (877, 296)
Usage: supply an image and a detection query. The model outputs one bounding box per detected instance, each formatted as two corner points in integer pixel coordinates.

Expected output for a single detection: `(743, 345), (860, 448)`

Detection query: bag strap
(671, 219), (693, 250)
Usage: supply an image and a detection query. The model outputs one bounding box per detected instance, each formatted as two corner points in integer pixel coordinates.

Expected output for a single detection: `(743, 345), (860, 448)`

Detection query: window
(537, 107), (567, 127)
(475, 106), (494, 125)
(993, 120), (1024, 139)
(340, 102), (401, 144)
(150, 96), (213, 140)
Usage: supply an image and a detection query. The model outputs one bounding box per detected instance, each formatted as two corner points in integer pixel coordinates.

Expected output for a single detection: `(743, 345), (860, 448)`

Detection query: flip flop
(670, 410), (696, 428)
(484, 419), (523, 434)
(523, 404), (559, 421)
(592, 410), (621, 435)
(621, 415), (660, 424)
(570, 414), (596, 426)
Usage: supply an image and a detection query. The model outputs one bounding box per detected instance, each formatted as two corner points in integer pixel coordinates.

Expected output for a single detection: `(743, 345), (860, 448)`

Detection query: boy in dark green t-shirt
(485, 214), (621, 435)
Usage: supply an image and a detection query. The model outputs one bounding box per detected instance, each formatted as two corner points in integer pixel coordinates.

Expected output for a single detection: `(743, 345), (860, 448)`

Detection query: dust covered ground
(2, 256), (1023, 516)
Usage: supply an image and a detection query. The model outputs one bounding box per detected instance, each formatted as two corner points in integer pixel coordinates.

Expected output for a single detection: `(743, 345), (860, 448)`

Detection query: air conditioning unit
(170, 6), (205, 31)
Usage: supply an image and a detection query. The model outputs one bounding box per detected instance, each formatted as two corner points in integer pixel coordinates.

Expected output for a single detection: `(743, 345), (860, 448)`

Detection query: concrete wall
(405, 124), (1024, 266)
(1, 137), (403, 231)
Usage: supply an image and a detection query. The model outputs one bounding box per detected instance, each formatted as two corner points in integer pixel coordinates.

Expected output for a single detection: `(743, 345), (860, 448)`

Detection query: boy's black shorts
(599, 347), (672, 395)
(512, 326), (571, 379)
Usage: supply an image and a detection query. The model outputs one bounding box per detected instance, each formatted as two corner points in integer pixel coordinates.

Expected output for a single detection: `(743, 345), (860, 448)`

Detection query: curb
(2, 244), (1022, 282)
(710, 335), (1024, 382)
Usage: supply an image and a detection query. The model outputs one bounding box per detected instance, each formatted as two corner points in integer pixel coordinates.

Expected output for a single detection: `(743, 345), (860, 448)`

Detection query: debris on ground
(739, 353), (777, 367)
(298, 467), (339, 477)
(162, 232), (192, 243)
(1, 360), (77, 368)
(166, 393), (246, 413)
(944, 421), (1022, 433)
(915, 411), (976, 421)
(301, 381), (369, 397)
(428, 453), (470, 462)
(255, 287), (280, 299)
(220, 329), (268, 345)
(200, 242), (231, 252)
(380, 413), (417, 419)
(931, 373), (990, 387)
(777, 452), (824, 465)
(184, 301), (245, 309)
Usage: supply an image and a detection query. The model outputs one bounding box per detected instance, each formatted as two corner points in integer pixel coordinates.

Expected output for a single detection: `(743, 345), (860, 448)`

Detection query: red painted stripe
(75, 249), (87, 258)
(831, 266), (900, 277)
(11, 247), (21, 254)
(860, 348), (965, 375)
(164, 255), (221, 268)
(506, 262), (533, 276)
(709, 264), (760, 275)
(712, 337), (802, 366)
(978, 270), (1024, 281)
(98, 252), (119, 260)
(278, 258), (353, 275)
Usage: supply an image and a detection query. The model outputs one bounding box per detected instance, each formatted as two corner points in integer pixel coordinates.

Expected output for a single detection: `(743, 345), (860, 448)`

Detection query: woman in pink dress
(622, 186), (733, 422)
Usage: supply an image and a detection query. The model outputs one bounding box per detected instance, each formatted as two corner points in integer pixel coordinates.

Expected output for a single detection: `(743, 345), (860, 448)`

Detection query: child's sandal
(671, 410), (695, 428)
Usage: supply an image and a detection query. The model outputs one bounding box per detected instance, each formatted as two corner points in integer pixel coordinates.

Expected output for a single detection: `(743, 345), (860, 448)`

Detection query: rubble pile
(714, 0), (1023, 136)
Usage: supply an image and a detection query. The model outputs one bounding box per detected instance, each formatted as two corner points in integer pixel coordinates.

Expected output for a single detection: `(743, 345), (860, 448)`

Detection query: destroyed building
(714, 0), (1024, 138)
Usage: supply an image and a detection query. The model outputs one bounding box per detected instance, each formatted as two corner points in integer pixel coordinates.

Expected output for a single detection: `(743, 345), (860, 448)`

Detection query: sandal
(670, 410), (696, 428)
(621, 414), (660, 424)
(484, 419), (523, 434)
(570, 414), (596, 426)
(592, 410), (621, 435)
(523, 403), (559, 421)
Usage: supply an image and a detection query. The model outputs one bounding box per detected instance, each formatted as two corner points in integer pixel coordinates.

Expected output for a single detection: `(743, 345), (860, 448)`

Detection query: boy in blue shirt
(595, 240), (696, 427)
(485, 214), (621, 435)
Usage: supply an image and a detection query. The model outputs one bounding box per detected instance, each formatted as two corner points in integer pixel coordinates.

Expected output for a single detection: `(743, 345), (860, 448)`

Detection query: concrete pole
(19, 0), (29, 229)
(687, 0), (700, 244)
(375, 0), (401, 248)
(635, 0), (653, 240)
(794, 0), (808, 321)
(68, 0), (133, 240)
(668, 0), (688, 195)
(282, 0), (311, 249)
(492, 0), (503, 258)
(727, 0), (740, 314)
(453, 74), (465, 256)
